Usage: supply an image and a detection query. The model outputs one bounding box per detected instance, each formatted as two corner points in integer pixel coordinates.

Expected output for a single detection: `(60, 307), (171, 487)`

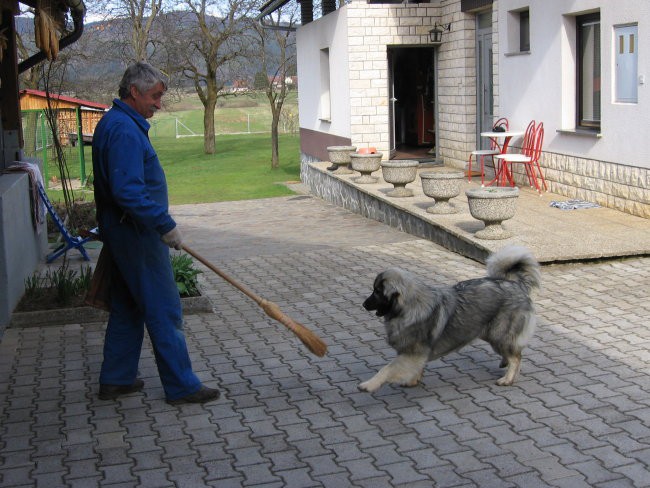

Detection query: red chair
(494, 121), (547, 193)
(467, 117), (509, 186)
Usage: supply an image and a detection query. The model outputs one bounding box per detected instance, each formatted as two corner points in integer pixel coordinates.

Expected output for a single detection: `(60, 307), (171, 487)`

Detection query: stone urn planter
(326, 145), (356, 174)
(420, 169), (465, 214)
(465, 186), (519, 239)
(380, 160), (419, 197)
(350, 152), (383, 184)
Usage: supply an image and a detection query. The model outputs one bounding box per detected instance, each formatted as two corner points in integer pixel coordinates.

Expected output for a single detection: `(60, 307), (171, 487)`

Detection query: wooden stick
(182, 244), (327, 357)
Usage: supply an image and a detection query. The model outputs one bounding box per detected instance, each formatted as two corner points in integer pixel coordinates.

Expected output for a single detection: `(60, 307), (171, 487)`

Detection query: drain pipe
(18, 0), (86, 73)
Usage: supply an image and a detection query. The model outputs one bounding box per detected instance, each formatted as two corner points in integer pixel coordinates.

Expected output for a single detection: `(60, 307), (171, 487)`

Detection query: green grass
(153, 91), (299, 137)
(42, 92), (302, 205)
(153, 132), (301, 205)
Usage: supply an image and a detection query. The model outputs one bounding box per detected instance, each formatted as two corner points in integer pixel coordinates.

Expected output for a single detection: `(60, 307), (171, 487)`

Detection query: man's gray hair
(118, 62), (168, 99)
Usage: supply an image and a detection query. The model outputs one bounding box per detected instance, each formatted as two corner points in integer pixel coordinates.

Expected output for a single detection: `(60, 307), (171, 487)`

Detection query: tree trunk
(271, 116), (280, 169)
(203, 80), (218, 154)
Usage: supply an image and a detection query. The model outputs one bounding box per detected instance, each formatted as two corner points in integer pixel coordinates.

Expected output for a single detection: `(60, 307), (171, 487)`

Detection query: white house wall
(297, 8), (351, 138)
(498, 0), (650, 217)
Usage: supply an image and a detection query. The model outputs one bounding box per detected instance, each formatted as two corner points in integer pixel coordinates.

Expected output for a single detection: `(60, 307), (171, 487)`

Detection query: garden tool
(182, 245), (327, 357)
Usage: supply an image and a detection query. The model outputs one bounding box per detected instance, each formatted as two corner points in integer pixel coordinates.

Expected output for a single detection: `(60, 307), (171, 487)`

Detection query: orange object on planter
(358, 147), (377, 154)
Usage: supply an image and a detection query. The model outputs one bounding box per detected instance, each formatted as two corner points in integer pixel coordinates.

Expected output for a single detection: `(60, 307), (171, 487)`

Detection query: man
(92, 62), (219, 405)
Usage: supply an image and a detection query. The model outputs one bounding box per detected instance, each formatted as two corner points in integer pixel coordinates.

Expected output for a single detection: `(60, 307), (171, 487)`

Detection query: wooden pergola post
(0, 0), (23, 169)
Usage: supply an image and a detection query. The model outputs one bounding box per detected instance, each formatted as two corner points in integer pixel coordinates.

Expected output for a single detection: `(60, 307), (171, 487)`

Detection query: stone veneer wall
(345, 0), (477, 165)
(541, 154), (649, 218)
(301, 160), (489, 263)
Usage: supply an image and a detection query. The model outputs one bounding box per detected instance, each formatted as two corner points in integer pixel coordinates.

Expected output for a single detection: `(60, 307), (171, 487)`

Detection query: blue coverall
(92, 99), (202, 401)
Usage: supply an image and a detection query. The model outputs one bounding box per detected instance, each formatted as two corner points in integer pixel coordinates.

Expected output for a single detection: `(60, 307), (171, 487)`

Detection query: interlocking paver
(1, 195), (649, 487)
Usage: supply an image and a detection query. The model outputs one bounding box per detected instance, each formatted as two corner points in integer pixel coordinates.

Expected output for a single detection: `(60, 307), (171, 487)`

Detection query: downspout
(18, 0), (86, 73)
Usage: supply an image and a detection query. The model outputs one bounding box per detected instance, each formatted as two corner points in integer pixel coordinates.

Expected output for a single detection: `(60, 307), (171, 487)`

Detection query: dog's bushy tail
(486, 246), (541, 293)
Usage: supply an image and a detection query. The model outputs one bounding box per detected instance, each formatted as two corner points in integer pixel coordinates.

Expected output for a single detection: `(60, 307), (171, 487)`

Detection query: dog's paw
(495, 377), (514, 386)
(358, 380), (379, 392)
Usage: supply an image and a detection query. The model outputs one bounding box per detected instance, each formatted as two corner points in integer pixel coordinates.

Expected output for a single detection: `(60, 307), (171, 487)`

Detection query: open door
(387, 46), (437, 162)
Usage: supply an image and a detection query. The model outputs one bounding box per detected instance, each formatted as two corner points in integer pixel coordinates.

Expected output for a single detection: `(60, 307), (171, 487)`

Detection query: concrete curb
(8, 294), (213, 328)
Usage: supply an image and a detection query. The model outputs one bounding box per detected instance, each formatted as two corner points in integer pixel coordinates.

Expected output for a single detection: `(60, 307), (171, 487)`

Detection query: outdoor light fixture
(429, 22), (451, 44)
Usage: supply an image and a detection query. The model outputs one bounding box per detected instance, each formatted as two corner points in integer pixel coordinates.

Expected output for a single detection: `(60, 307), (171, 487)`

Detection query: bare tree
(163, 0), (257, 154)
(253, 5), (297, 169)
(92, 0), (165, 63)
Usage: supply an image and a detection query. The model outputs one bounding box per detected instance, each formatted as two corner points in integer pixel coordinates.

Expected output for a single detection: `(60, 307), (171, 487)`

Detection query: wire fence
(21, 108), (91, 188)
(149, 109), (299, 140)
(21, 106), (300, 188)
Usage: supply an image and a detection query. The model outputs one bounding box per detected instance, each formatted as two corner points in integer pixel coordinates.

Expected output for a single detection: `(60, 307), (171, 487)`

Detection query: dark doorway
(388, 47), (438, 162)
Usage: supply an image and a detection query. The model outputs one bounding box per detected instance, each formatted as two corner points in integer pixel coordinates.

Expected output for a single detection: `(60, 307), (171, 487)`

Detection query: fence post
(39, 110), (49, 187)
(76, 107), (86, 185)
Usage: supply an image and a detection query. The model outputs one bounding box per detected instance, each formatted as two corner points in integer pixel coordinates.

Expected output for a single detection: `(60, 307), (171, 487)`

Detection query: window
(506, 7), (530, 54)
(615, 24), (638, 103)
(319, 48), (331, 122)
(577, 13), (600, 129)
(519, 10), (530, 52)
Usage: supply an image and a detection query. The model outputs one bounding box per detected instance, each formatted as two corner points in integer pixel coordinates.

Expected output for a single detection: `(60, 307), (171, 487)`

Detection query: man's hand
(161, 227), (183, 250)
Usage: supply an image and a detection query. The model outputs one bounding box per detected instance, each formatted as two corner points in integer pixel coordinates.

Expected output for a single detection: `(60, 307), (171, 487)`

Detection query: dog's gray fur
(359, 246), (541, 392)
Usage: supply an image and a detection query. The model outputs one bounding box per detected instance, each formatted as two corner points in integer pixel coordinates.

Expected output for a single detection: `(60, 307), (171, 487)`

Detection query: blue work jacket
(92, 98), (176, 236)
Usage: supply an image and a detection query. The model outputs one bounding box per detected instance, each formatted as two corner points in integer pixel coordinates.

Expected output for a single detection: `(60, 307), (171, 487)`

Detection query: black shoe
(166, 385), (220, 405)
(326, 164), (337, 171)
(98, 379), (144, 400)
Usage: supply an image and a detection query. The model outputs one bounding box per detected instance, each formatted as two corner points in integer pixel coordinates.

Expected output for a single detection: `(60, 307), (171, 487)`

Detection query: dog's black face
(363, 274), (399, 318)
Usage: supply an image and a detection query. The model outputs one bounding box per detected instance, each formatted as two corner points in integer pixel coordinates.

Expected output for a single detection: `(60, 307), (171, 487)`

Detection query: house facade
(269, 0), (649, 218)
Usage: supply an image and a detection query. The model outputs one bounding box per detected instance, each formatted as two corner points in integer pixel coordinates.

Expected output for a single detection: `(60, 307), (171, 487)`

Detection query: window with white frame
(319, 48), (331, 122)
(577, 13), (601, 130)
(615, 24), (638, 103)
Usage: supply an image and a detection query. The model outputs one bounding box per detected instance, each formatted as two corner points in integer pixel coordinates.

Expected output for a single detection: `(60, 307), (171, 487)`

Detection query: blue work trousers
(98, 221), (201, 400)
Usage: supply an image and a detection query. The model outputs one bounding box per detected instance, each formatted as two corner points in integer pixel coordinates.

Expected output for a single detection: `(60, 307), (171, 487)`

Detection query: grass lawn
(154, 132), (301, 205)
(43, 92), (302, 205)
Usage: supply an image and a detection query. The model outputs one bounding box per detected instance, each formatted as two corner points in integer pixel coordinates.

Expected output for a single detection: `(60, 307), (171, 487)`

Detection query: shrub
(22, 264), (93, 308)
(170, 253), (202, 297)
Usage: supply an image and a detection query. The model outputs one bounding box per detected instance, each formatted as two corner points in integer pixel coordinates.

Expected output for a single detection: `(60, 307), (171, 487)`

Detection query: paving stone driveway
(1, 195), (649, 487)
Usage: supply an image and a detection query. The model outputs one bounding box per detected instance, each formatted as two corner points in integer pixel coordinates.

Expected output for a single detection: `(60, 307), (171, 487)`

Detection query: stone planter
(380, 160), (419, 197)
(350, 152), (383, 184)
(326, 146), (356, 174)
(420, 169), (465, 214)
(465, 186), (519, 239)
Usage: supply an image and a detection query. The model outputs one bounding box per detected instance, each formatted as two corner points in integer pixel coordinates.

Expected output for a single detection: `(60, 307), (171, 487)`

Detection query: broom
(182, 245), (327, 357)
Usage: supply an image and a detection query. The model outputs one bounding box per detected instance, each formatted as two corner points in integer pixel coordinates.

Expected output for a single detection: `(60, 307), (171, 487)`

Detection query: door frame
(476, 12), (494, 150)
(387, 46), (438, 160)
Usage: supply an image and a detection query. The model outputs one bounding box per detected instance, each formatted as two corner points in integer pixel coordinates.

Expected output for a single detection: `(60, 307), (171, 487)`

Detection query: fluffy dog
(359, 246), (540, 392)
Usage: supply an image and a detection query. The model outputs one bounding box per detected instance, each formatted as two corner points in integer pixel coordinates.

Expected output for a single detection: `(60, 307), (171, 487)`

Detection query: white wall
(498, 0), (650, 168)
(297, 8), (351, 138)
